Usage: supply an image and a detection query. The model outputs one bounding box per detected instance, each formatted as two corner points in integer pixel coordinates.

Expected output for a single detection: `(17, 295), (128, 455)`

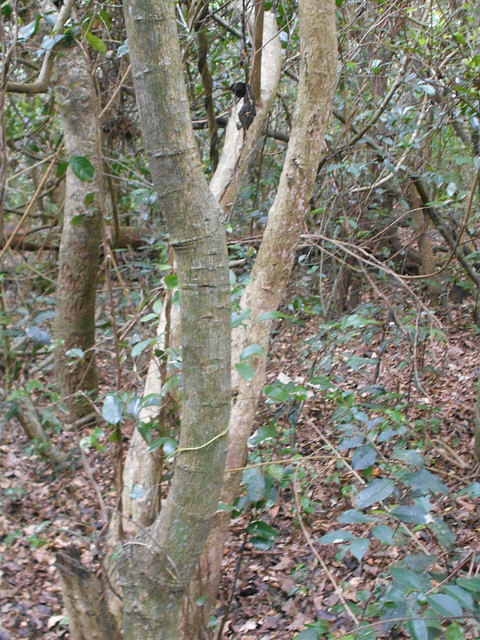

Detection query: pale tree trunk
(183, 1), (338, 635)
(116, 1), (231, 638)
(210, 5), (281, 208)
(120, 2), (281, 532)
(53, 44), (101, 416)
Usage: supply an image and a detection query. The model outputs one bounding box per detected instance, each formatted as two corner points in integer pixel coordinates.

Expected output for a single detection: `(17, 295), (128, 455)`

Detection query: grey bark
(53, 43), (101, 415)
(117, 1), (231, 638)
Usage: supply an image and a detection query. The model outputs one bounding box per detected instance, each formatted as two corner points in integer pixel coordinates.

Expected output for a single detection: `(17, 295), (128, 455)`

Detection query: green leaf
(456, 577), (480, 594)
(71, 213), (85, 226)
(402, 469), (447, 494)
(295, 621), (329, 639)
(65, 348), (84, 358)
(264, 384), (290, 403)
(318, 530), (356, 544)
(102, 395), (122, 425)
(426, 594), (462, 617)
(249, 423), (277, 445)
(85, 31), (107, 53)
(69, 155), (94, 182)
(352, 444), (377, 470)
(356, 479), (395, 509)
(442, 586), (474, 611)
(335, 0), (344, 6)
(339, 509), (374, 524)
(371, 525), (393, 544)
(129, 484), (146, 501)
(256, 310), (291, 322)
(348, 538), (369, 562)
(390, 568), (427, 592)
(242, 467), (266, 503)
(391, 505), (428, 525)
(84, 192), (95, 207)
(445, 622), (464, 640)
(459, 482), (480, 498)
(164, 274), (178, 289)
(232, 308), (250, 328)
(239, 343), (265, 360)
(235, 362), (254, 381)
(131, 338), (153, 358)
(216, 502), (235, 512)
(407, 618), (429, 640)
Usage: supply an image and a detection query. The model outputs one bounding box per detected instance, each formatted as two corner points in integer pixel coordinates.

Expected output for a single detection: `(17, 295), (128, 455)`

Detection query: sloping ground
(1, 294), (479, 640)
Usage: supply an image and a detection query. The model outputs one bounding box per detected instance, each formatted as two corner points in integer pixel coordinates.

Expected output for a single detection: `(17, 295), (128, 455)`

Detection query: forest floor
(1, 284), (479, 640)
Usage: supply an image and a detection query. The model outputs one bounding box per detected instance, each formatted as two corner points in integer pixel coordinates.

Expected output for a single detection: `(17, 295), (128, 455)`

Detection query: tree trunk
(183, 0), (338, 635)
(116, 1), (231, 638)
(53, 44), (101, 416)
(119, 1), (282, 534)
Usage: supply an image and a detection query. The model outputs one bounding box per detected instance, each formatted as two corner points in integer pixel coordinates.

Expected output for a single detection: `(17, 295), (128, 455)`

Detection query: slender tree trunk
(183, 1), (338, 636)
(116, 1), (231, 638)
(53, 44), (101, 416)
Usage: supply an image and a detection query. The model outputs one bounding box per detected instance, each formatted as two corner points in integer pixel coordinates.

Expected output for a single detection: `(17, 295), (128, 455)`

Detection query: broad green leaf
(131, 338), (153, 358)
(65, 348), (84, 358)
(84, 192), (95, 207)
(102, 395), (122, 425)
(459, 482), (480, 498)
(216, 502), (234, 512)
(445, 623), (464, 640)
(256, 310), (291, 322)
(371, 525), (393, 544)
(352, 444), (377, 470)
(390, 568), (428, 592)
(242, 467), (265, 503)
(248, 423), (277, 445)
(339, 509), (375, 524)
(239, 343), (265, 360)
(294, 621), (329, 640)
(392, 445), (424, 466)
(235, 362), (254, 381)
(407, 618), (429, 640)
(356, 479), (395, 509)
(348, 538), (369, 562)
(309, 375), (334, 390)
(232, 308), (250, 328)
(428, 517), (455, 548)
(85, 31), (107, 53)
(456, 577), (480, 593)
(391, 505), (429, 524)
(69, 155), (94, 182)
(129, 484), (146, 501)
(247, 520), (279, 539)
(426, 594), (462, 617)
(318, 530), (356, 544)
(264, 384), (289, 403)
(443, 585), (474, 611)
(164, 274), (178, 289)
(402, 469), (447, 494)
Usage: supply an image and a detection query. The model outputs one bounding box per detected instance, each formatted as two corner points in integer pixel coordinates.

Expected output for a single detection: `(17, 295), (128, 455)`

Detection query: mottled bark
(117, 1), (231, 638)
(53, 45), (101, 415)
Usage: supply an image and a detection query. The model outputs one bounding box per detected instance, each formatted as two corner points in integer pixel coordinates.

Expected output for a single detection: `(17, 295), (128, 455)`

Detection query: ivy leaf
(356, 478), (395, 509)
(69, 155), (95, 182)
